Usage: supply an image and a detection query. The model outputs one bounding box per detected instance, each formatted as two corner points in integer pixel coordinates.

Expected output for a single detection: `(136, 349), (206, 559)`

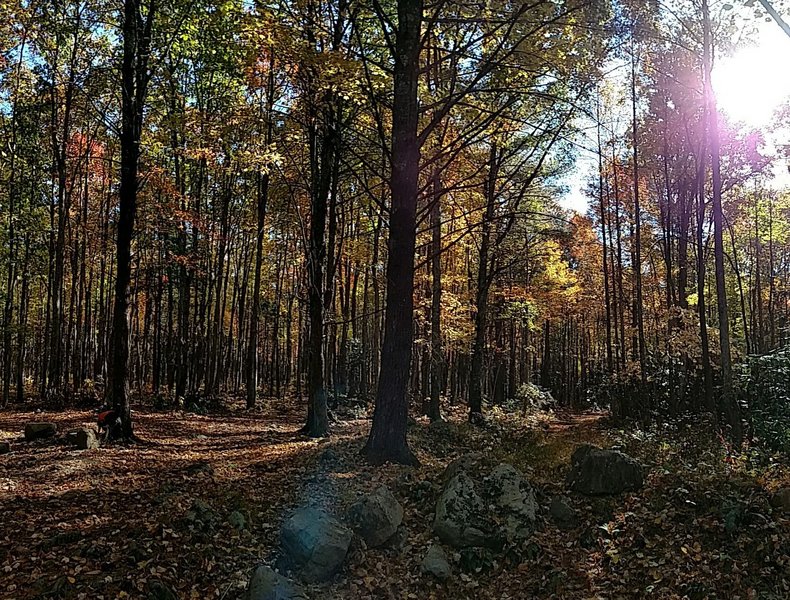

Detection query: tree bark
(108, 0), (155, 439)
(364, 0), (422, 465)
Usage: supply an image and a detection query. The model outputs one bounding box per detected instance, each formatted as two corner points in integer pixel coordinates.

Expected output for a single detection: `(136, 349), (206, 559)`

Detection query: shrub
(736, 350), (790, 453)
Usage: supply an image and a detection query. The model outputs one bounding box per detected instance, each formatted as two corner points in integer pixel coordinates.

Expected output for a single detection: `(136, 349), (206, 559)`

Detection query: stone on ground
(24, 422), (57, 441)
(566, 444), (644, 495)
(770, 488), (790, 513)
(280, 506), (351, 582)
(421, 544), (451, 580)
(347, 485), (403, 547)
(246, 565), (306, 600)
(75, 428), (99, 450)
(549, 496), (578, 529)
(485, 463), (537, 540)
(434, 471), (489, 548)
(435, 460), (539, 548)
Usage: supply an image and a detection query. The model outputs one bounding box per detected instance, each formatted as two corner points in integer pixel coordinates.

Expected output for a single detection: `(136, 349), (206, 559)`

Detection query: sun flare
(713, 27), (790, 128)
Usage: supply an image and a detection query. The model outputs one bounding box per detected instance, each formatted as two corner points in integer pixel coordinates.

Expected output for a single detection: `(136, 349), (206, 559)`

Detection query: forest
(1, 0), (789, 598)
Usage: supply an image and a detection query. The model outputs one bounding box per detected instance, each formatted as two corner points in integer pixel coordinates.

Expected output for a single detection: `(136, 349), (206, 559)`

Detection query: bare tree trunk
(427, 173), (443, 421)
(703, 0), (740, 440)
(630, 39), (647, 381)
(469, 142), (498, 420)
(364, 0), (422, 465)
(108, 0), (155, 438)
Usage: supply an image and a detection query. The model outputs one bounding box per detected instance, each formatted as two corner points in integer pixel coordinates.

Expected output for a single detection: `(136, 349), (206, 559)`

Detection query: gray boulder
(246, 565), (306, 600)
(440, 453), (485, 483)
(0, 441), (10, 454)
(566, 445), (644, 495)
(434, 471), (489, 548)
(420, 545), (451, 580)
(485, 464), (537, 540)
(280, 507), (351, 582)
(75, 428), (99, 450)
(435, 461), (540, 548)
(347, 485), (403, 547)
(25, 422), (57, 441)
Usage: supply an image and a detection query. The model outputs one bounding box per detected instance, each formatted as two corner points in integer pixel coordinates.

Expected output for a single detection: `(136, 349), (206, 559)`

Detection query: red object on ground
(97, 410), (116, 427)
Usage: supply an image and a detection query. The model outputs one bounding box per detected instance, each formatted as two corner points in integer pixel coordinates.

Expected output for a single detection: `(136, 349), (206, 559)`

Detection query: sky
(558, 17), (790, 214)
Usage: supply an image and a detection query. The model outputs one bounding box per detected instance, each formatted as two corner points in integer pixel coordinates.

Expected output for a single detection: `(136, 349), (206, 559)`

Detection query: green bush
(736, 350), (790, 453)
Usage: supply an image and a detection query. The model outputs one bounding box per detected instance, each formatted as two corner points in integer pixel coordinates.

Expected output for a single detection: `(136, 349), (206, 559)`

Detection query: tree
(363, 0), (422, 465)
(108, 0), (157, 438)
(702, 0), (740, 439)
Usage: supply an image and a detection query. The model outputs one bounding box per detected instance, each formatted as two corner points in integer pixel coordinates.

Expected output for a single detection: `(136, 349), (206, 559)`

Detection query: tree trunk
(364, 0), (422, 465)
(703, 0), (740, 440)
(469, 142), (498, 420)
(108, 0), (154, 439)
(427, 173), (443, 421)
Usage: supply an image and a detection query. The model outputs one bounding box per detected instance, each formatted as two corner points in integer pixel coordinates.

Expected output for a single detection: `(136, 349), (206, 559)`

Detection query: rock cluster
(246, 444), (648, 594)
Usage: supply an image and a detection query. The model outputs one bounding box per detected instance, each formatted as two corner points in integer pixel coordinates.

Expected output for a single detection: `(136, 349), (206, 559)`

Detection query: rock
(185, 498), (218, 531)
(383, 525), (408, 551)
(441, 453), (484, 483)
(63, 430), (79, 444)
(0, 441), (10, 454)
(549, 496), (578, 529)
(420, 545), (451, 580)
(148, 580), (178, 600)
(24, 422), (57, 441)
(75, 428), (99, 450)
(246, 565), (306, 600)
(280, 506), (352, 582)
(435, 460), (539, 548)
(347, 485), (403, 547)
(485, 464), (537, 540)
(434, 471), (489, 548)
(770, 488), (790, 513)
(566, 445), (644, 495)
(229, 510), (246, 530)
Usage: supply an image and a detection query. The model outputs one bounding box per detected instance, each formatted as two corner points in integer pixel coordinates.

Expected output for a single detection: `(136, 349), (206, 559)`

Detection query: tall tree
(108, 0), (156, 438)
(364, 0), (422, 465)
(702, 0), (740, 439)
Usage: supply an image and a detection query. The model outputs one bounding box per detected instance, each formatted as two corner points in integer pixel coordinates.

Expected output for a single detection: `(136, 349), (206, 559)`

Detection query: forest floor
(0, 400), (788, 600)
